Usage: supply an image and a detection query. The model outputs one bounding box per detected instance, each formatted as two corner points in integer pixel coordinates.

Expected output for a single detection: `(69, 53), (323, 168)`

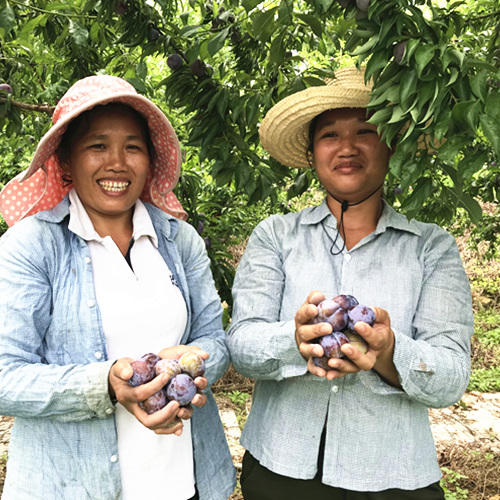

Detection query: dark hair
(56, 102), (155, 165)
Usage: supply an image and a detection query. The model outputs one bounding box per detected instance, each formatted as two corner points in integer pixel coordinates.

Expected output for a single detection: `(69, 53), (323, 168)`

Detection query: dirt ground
(1, 392), (498, 499)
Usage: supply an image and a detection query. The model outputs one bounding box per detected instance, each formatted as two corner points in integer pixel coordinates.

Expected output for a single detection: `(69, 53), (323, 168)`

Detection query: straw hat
(259, 66), (372, 168)
(0, 75), (186, 226)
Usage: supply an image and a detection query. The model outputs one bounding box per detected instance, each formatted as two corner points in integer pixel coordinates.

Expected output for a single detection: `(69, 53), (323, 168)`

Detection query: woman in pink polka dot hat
(0, 75), (235, 500)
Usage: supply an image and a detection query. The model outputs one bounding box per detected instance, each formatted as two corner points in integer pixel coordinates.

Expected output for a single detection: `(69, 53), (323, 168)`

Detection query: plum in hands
(310, 295), (375, 365)
(166, 374), (197, 407)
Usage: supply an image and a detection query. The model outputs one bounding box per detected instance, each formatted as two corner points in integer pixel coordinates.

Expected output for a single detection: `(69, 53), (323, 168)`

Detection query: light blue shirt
(0, 197), (236, 500)
(227, 199), (473, 492)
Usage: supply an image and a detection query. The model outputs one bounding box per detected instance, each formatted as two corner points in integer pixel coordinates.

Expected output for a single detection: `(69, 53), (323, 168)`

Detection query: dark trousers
(241, 451), (445, 500)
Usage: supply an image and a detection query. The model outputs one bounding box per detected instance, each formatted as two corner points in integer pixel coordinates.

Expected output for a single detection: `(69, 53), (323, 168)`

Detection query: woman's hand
(108, 346), (211, 434)
(295, 293), (399, 385)
(294, 291), (356, 380)
(340, 306), (401, 387)
(158, 345), (209, 409)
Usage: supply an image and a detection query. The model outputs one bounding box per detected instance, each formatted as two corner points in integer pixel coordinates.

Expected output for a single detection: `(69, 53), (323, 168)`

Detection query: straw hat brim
(259, 67), (371, 168)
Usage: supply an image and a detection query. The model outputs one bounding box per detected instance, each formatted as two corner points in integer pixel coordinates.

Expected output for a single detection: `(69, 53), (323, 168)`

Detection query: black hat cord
(327, 183), (384, 256)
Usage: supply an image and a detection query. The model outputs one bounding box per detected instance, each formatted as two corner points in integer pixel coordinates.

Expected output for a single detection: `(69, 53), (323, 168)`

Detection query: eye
(89, 143), (105, 150)
(319, 130), (338, 139)
(357, 128), (377, 135)
(126, 143), (145, 151)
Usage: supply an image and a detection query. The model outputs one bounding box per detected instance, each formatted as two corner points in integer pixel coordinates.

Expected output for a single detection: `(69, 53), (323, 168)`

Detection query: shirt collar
(67, 189), (159, 247)
(301, 197), (422, 236)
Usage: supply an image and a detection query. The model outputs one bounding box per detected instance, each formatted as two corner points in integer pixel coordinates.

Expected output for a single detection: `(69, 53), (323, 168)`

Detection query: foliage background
(1, 0), (499, 309)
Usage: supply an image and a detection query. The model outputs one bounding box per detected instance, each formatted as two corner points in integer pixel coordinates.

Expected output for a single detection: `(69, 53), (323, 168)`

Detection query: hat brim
(259, 85), (371, 169)
(23, 92), (181, 193)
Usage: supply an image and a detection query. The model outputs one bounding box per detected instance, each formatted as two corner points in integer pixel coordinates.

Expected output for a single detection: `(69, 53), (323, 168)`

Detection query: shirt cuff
(84, 360), (117, 418)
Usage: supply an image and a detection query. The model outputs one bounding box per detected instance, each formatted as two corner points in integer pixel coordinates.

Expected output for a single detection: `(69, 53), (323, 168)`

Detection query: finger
(154, 419), (184, 435)
(327, 354), (361, 374)
(299, 339), (324, 359)
(191, 393), (207, 408)
(130, 373), (173, 402)
(305, 290), (326, 306)
(111, 358), (134, 382)
(136, 399), (180, 427)
(340, 343), (376, 371)
(297, 321), (332, 345)
(193, 376), (208, 391)
(371, 306), (391, 326)
(177, 406), (194, 420)
(307, 358), (327, 378)
(295, 302), (320, 327)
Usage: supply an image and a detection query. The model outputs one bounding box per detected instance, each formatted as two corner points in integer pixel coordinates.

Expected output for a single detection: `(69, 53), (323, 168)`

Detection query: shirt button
(87, 299), (95, 307)
(110, 455), (118, 463)
(84, 256), (91, 264)
(105, 408), (114, 415)
(331, 385), (339, 393)
(94, 351), (102, 360)
(344, 254), (352, 262)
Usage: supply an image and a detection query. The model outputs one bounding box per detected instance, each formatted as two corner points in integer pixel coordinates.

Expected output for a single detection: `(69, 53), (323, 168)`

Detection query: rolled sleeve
(391, 232), (472, 407)
(228, 219), (308, 380)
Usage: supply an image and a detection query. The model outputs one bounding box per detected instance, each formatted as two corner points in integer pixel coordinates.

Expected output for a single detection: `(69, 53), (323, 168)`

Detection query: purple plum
(312, 356), (330, 370)
(155, 358), (181, 381)
(311, 299), (348, 331)
(319, 331), (350, 358)
(332, 294), (359, 310)
(128, 352), (161, 386)
(166, 374), (197, 406)
(140, 389), (168, 414)
(348, 305), (376, 330)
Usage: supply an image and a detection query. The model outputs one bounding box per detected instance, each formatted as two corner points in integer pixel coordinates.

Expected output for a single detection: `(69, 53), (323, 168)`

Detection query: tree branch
(0, 97), (54, 115)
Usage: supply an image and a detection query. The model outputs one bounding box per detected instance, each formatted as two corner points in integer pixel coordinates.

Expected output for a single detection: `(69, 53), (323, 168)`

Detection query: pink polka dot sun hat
(0, 75), (187, 226)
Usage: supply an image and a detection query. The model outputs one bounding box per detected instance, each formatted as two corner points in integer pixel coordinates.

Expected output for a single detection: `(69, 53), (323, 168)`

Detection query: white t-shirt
(68, 190), (194, 500)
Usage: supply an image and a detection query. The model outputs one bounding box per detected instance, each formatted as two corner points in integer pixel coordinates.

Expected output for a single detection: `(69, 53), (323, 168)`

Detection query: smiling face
(61, 105), (151, 228)
(311, 107), (393, 203)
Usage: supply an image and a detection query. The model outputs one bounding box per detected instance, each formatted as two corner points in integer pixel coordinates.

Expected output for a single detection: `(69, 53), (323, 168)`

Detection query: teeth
(98, 180), (129, 192)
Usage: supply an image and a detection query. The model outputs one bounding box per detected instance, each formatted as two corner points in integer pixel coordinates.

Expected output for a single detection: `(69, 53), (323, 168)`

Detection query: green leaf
(269, 33), (286, 65)
(19, 14), (47, 41)
(452, 100), (479, 132)
(401, 177), (433, 212)
(399, 70), (417, 109)
(0, 4), (15, 35)
(297, 14), (323, 38)
(68, 20), (89, 47)
(351, 34), (379, 57)
(449, 187), (482, 224)
(480, 114), (500, 159)
(364, 49), (389, 82)
(180, 24), (203, 37)
(414, 44), (434, 77)
(368, 85), (399, 107)
(243, 0), (261, 12)
(367, 107), (392, 125)
(252, 7), (277, 43)
(207, 26), (229, 56)
(470, 70), (487, 102)
(387, 105), (405, 124)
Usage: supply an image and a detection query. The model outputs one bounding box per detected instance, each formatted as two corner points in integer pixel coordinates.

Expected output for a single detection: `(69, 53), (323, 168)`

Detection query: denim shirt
(0, 198), (236, 500)
(227, 199), (473, 492)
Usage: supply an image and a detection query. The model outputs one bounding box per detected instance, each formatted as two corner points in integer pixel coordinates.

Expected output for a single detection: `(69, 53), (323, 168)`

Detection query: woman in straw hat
(0, 75), (235, 499)
(227, 66), (473, 499)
